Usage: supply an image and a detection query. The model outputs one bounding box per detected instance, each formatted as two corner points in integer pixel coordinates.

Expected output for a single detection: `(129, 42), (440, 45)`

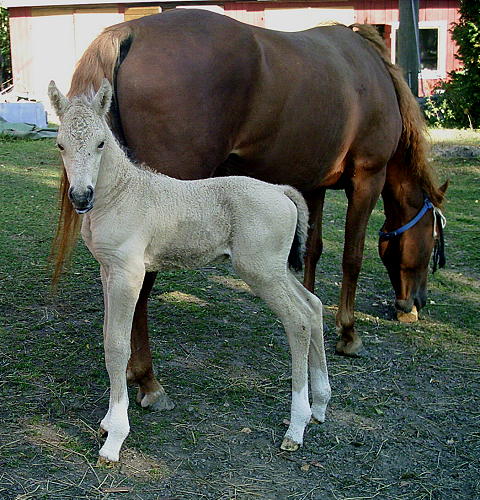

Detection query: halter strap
(379, 197), (434, 240)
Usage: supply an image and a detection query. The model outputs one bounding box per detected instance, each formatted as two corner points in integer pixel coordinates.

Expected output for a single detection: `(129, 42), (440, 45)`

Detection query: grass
(0, 135), (479, 499)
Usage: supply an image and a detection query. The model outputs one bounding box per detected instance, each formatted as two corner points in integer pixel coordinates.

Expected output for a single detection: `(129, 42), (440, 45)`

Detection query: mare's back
(116, 10), (401, 183)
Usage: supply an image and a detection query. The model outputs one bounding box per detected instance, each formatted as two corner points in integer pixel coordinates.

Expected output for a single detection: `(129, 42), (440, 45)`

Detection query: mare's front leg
(98, 261), (145, 464)
(127, 272), (174, 410)
(336, 168), (385, 356)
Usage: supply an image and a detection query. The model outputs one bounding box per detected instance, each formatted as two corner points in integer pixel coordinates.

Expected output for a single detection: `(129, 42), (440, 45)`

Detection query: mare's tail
(52, 21), (134, 286)
(350, 24), (444, 207)
(282, 186), (309, 272)
(68, 22), (133, 98)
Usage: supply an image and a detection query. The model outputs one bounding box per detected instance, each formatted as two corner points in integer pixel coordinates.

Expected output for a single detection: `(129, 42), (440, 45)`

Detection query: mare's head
(378, 182), (448, 320)
(49, 79), (113, 214)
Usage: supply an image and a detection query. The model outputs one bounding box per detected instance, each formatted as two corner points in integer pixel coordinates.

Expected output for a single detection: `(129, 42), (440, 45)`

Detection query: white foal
(49, 79), (330, 464)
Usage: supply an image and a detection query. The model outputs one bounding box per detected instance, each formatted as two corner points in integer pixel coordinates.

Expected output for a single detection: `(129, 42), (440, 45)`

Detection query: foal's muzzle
(68, 185), (94, 214)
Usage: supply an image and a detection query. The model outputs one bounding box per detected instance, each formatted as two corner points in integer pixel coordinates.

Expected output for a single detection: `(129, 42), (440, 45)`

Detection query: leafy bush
(425, 0), (480, 128)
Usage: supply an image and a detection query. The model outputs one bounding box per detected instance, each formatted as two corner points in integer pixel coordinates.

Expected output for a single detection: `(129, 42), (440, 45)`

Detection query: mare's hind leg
(237, 267), (314, 451)
(303, 189), (326, 292)
(288, 275), (330, 423)
(127, 272), (174, 411)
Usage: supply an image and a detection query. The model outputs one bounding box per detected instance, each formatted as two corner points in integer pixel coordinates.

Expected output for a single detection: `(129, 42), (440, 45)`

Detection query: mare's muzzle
(68, 185), (94, 214)
(395, 287), (427, 314)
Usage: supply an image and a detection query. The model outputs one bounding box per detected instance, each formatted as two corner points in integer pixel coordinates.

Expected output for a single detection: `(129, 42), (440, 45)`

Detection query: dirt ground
(431, 144), (480, 159)
(0, 143), (479, 500)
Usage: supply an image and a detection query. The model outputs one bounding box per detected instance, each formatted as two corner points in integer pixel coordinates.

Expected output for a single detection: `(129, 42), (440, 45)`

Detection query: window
(419, 28), (438, 70)
(372, 24), (392, 51)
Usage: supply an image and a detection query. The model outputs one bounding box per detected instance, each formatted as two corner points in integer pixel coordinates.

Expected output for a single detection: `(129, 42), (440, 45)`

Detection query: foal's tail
(52, 21), (134, 286)
(350, 24), (444, 207)
(282, 186), (309, 272)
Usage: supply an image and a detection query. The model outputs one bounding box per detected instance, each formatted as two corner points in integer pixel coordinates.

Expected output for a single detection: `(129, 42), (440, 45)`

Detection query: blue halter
(379, 197), (434, 240)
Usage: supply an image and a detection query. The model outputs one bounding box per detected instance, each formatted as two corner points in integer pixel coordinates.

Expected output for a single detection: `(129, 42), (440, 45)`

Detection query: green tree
(0, 7), (12, 87)
(425, 0), (480, 128)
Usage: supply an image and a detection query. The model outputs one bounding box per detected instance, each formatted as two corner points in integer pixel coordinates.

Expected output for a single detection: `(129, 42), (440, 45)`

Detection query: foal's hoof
(98, 426), (108, 439)
(396, 305), (418, 323)
(335, 337), (363, 357)
(137, 388), (175, 411)
(96, 455), (120, 469)
(280, 437), (301, 452)
(310, 411), (326, 424)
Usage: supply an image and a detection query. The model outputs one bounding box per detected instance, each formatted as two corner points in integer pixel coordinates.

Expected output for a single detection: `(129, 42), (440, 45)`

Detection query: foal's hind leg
(240, 270), (313, 451)
(288, 275), (330, 423)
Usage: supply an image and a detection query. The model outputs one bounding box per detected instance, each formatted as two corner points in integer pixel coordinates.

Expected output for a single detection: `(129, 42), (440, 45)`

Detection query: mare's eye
(98, 141), (105, 149)
(57, 143), (64, 151)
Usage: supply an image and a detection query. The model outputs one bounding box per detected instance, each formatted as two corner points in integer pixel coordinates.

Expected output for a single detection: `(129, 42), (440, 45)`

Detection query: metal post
(398, 0), (420, 96)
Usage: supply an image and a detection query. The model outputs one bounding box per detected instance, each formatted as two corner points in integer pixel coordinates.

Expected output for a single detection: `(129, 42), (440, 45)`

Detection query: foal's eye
(57, 143), (64, 151)
(98, 141), (105, 150)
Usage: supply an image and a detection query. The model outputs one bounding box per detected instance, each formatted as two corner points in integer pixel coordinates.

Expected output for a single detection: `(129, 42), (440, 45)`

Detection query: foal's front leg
(98, 263), (145, 464)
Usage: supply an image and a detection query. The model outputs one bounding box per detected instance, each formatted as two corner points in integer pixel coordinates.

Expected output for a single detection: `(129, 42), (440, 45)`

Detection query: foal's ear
(92, 79), (113, 118)
(48, 81), (69, 118)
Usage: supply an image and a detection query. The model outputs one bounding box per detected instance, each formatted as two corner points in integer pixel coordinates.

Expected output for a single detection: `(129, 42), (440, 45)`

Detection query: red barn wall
(354, 0), (460, 95)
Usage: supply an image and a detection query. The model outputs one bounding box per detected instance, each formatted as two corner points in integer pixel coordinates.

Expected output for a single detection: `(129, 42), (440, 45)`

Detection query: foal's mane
(52, 22), (133, 286)
(350, 24), (444, 208)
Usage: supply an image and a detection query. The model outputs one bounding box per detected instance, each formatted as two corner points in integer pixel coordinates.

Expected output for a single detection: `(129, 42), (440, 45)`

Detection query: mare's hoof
(96, 455), (120, 468)
(280, 437), (301, 452)
(335, 337), (363, 357)
(137, 389), (175, 411)
(396, 305), (418, 323)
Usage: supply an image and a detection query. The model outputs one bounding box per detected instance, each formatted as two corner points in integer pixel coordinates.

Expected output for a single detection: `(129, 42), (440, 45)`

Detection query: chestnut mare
(52, 10), (446, 410)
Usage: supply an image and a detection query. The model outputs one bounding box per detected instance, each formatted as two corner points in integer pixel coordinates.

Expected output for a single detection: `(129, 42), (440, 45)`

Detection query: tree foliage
(425, 0), (480, 128)
(0, 7), (12, 87)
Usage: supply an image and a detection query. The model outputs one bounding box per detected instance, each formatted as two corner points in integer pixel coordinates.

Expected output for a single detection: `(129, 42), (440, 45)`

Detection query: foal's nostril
(68, 186), (74, 201)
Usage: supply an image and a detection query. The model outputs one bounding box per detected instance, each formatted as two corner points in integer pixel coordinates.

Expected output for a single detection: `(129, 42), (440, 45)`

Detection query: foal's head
(49, 79), (113, 214)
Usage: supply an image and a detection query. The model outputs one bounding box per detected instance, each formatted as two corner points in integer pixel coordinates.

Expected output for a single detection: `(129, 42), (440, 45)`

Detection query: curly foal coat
(49, 79), (330, 463)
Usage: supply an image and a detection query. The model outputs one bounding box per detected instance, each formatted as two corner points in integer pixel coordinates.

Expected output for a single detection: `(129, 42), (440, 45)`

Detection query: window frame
(390, 20), (447, 79)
